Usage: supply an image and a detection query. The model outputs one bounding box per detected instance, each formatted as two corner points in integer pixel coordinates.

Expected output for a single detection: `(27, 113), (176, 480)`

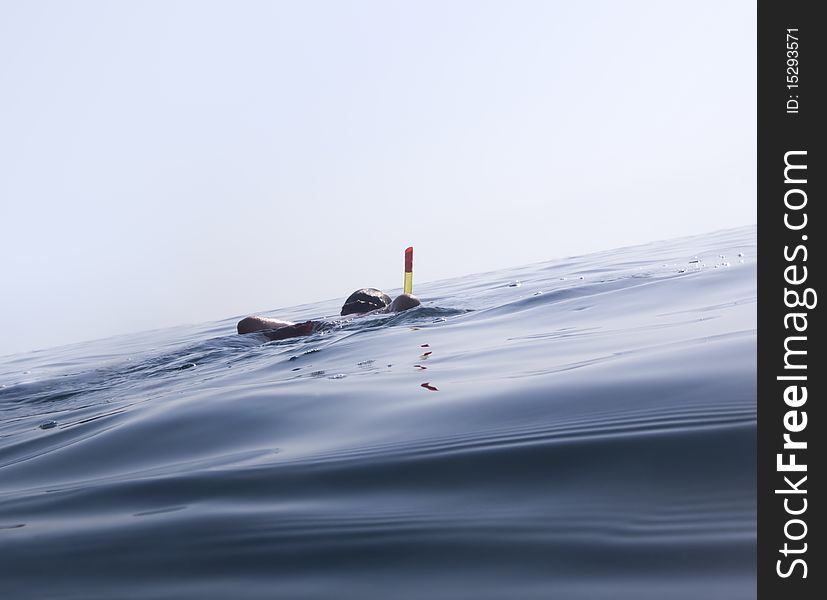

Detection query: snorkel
(404, 246), (413, 295)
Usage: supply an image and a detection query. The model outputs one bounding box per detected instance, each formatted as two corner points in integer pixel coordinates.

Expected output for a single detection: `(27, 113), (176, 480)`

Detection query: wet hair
(340, 288), (391, 316)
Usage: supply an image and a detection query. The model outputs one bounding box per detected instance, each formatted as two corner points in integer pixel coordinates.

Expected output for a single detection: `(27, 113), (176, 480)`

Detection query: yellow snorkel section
(404, 246), (413, 295)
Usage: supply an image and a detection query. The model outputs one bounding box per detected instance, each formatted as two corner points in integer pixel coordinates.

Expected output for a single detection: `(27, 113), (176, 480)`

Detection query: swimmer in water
(236, 288), (421, 340)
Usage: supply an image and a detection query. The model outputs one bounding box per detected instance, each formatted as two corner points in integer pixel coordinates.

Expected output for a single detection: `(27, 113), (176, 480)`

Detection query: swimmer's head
(341, 288), (391, 316)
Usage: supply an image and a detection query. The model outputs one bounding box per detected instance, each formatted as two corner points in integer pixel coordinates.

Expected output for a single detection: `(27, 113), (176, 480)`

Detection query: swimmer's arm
(388, 293), (420, 312)
(237, 316), (295, 334)
(237, 316), (315, 340)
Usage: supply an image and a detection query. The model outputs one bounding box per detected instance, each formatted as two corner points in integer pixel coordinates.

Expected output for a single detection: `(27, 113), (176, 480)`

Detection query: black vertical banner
(758, 1), (824, 598)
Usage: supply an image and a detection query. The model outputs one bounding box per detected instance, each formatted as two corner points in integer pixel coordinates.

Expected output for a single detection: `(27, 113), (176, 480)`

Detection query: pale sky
(0, 0), (756, 356)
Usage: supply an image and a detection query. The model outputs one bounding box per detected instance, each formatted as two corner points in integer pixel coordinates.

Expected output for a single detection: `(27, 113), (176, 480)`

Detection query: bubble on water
(508, 280), (521, 287)
(328, 373), (347, 380)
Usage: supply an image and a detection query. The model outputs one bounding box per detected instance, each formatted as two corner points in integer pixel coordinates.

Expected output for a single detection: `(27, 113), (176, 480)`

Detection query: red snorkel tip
(404, 247), (413, 273)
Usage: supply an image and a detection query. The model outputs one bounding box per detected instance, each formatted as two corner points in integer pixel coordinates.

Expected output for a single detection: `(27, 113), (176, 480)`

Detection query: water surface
(0, 226), (756, 599)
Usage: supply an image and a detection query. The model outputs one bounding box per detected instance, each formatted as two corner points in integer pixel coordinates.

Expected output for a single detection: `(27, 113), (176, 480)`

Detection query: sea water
(0, 226), (756, 599)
